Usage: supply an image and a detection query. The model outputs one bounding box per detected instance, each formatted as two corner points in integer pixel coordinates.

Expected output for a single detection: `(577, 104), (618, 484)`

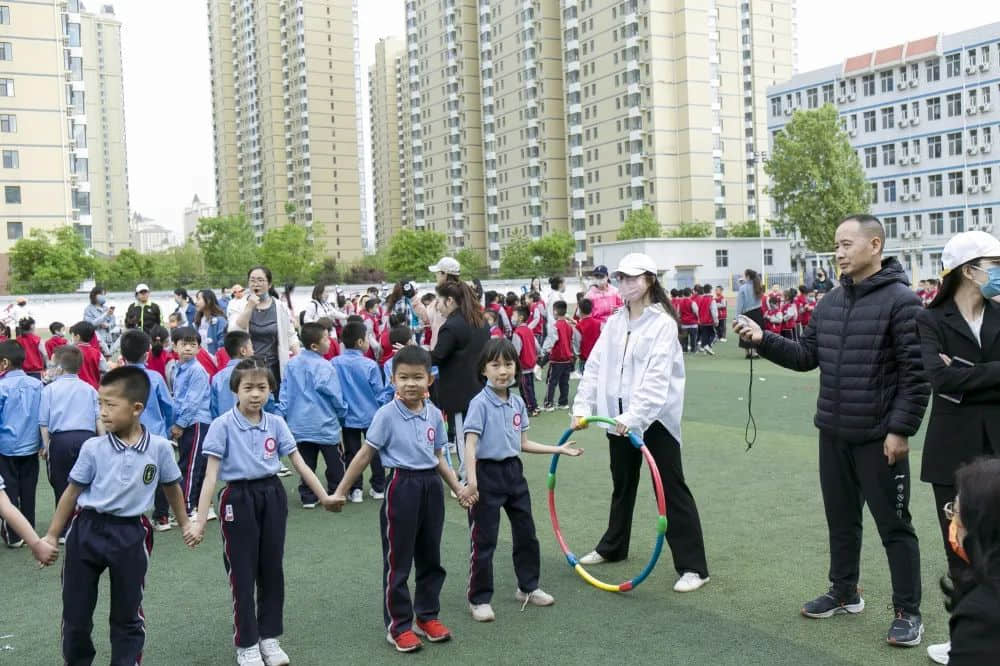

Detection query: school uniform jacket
(915, 300), (1000, 485)
(431, 311), (489, 415)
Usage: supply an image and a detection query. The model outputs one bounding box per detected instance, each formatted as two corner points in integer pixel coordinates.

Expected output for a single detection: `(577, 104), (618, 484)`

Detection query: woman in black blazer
(431, 279), (489, 480)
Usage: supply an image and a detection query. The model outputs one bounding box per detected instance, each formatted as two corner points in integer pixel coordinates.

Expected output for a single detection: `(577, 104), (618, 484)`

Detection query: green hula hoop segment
(547, 416), (668, 592)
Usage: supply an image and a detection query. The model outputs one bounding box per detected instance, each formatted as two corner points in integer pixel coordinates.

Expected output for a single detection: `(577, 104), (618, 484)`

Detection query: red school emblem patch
(263, 437), (277, 459)
(426, 427), (436, 443)
(513, 413), (523, 430)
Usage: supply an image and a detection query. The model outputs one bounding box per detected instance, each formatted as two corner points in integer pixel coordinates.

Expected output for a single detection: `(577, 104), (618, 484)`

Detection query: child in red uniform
(677, 288), (699, 353)
(144, 325), (175, 382)
(763, 294), (784, 335)
(16, 317), (45, 380)
(484, 310), (504, 339)
(694, 285), (717, 355)
(713, 286), (728, 343)
(69, 321), (105, 389)
(541, 301), (578, 410)
(780, 289), (798, 340)
(45, 322), (69, 363)
(511, 306), (540, 416)
(361, 300), (382, 361)
(575, 299), (601, 376)
(316, 317), (341, 360)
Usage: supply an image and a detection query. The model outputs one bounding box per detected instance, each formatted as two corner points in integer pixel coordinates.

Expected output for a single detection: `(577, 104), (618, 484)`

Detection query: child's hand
(457, 485), (478, 508)
(558, 441), (583, 457)
(31, 537), (59, 566)
(170, 425), (184, 441)
(184, 522), (204, 547)
(327, 494), (347, 512)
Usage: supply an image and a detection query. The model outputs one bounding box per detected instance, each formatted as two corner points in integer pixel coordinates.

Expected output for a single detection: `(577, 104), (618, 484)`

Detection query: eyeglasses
(943, 501), (958, 520)
(248, 277), (268, 284)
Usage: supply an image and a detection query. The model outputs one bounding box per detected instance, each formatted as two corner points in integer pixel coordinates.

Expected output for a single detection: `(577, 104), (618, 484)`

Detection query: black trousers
(818, 432), (921, 614)
(544, 361), (572, 408)
(177, 422), (208, 514)
(518, 371), (538, 412)
(715, 317), (727, 340)
(297, 441), (345, 504)
(48, 430), (94, 536)
(931, 483), (967, 580)
(219, 476), (288, 648)
(596, 422), (709, 577)
(697, 324), (715, 349)
(681, 325), (698, 352)
(467, 458), (540, 604)
(0, 453), (39, 546)
(343, 427), (385, 493)
(381, 468), (446, 636)
(62, 509), (153, 666)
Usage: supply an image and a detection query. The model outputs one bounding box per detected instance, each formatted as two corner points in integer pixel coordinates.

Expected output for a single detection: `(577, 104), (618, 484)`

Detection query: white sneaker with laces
(206, 506), (218, 521)
(369, 488), (385, 500)
(703, 346), (715, 356)
(469, 602), (496, 622)
(259, 638), (290, 666)
(235, 644), (265, 666)
(301, 502), (317, 509)
(673, 572), (710, 593)
(516, 588), (555, 608)
(926, 640), (950, 665)
(349, 489), (364, 503)
(276, 465), (291, 478)
(543, 406), (555, 412)
(579, 550), (606, 565)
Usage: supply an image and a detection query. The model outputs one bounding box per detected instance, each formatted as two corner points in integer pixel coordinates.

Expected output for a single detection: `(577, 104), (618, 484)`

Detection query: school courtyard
(4, 341), (950, 665)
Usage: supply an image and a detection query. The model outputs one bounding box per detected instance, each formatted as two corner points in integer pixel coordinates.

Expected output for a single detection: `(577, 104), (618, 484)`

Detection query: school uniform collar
(391, 397), (430, 421)
(226, 358), (240, 368)
(300, 349), (323, 361)
(128, 362), (147, 370)
(343, 348), (364, 358)
(3, 369), (26, 378)
(230, 406), (270, 432)
(108, 427), (150, 453)
(481, 386), (516, 407)
(53, 373), (80, 382)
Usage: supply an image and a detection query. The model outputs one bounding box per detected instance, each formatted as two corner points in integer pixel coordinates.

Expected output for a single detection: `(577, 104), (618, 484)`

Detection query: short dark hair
(553, 300), (567, 317)
(223, 330), (252, 358)
(484, 290), (498, 305)
(229, 358), (277, 394)
(392, 345), (432, 376)
(101, 366), (151, 408)
(420, 293), (436, 305)
(49, 321), (65, 336)
(54, 345), (83, 374)
(171, 326), (200, 344)
(316, 316), (335, 331)
(16, 316), (35, 336)
(346, 314), (364, 325)
(579, 298), (593, 315)
(168, 312), (184, 324)
(477, 338), (520, 377)
(0, 339), (25, 368)
(69, 320), (96, 343)
(300, 322), (327, 350)
(365, 298), (379, 311)
(549, 276), (565, 291)
(389, 324), (412, 347)
(341, 322), (367, 349)
(120, 329), (152, 364)
(515, 305), (531, 321)
(839, 213), (885, 247)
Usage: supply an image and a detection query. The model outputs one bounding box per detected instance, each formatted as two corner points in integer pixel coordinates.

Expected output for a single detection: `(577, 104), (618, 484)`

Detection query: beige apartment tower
(208, 0), (366, 263)
(369, 37), (408, 250)
(0, 0), (130, 289)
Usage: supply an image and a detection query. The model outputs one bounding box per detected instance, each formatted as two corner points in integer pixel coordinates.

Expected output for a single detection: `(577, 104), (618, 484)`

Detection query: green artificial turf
(2, 342), (951, 665)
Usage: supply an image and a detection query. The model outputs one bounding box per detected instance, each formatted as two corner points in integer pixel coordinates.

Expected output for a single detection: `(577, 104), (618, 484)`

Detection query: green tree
(9, 227), (94, 293)
(617, 208), (661, 240)
(499, 232), (536, 278)
(726, 220), (770, 238)
(533, 231), (575, 276)
(385, 229), (447, 281)
(455, 248), (488, 281)
(148, 242), (206, 289)
(94, 249), (153, 292)
(312, 257), (342, 286)
(667, 221), (713, 238)
(764, 104), (869, 252)
(257, 224), (322, 284)
(195, 213), (258, 285)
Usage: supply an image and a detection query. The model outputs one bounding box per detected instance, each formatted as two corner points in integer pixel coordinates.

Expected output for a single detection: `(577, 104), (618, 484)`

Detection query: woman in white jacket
(571, 253), (710, 593)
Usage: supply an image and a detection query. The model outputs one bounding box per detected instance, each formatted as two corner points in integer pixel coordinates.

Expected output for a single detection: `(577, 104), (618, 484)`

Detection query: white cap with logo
(941, 231), (1000, 275)
(428, 256), (461, 276)
(135, 283), (150, 293)
(614, 253), (658, 277)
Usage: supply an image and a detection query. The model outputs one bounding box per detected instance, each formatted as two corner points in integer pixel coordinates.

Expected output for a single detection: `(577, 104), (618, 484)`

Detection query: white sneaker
(259, 638), (290, 666)
(58, 537), (67, 545)
(579, 550), (606, 565)
(703, 346), (715, 356)
(276, 465), (292, 478)
(369, 488), (385, 500)
(153, 517), (172, 532)
(469, 602), (496, 622)
(570, 371), (583, 380)
(349, 489), (364, 503)
(673, 572), (710, 592)
(719, 337), (728, 343)
(301, 502), (317, 509)
(5, 539), (24, 549)
(235, 644), (265, 666)
(516, 587), (555, 607)
(926, 641), (950, 665)
(543, 406), (555, 412)
(206, 506), (218, 521)
(533, 366), (543, 382)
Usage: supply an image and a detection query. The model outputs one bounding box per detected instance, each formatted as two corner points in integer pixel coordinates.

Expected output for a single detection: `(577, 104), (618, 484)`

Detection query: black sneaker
(887, 609), (923, 647)
(801, 587), (865, 618)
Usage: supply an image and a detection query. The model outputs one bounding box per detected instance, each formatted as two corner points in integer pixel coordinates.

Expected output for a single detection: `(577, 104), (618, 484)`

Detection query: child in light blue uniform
(462, 338), (582, 622)
(170, 327), (212, 516)
(278, 322), (348, 508)
(43, 366), (190, 665)
(190, 359), (337, 666)
(211, 330), (255, 418)
(0, 339), (43, 547)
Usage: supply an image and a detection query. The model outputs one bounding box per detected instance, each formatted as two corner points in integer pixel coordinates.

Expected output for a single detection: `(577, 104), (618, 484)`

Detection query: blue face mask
(97, 295), (106, 305)
(975, 265), (1000, 299)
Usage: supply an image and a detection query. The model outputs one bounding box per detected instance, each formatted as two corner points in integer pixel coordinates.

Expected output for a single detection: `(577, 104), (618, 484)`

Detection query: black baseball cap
(590, 265), (609, 277)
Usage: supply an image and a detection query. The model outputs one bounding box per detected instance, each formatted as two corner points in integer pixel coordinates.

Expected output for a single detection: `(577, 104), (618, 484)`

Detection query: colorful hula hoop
(547, 416), (668, 592)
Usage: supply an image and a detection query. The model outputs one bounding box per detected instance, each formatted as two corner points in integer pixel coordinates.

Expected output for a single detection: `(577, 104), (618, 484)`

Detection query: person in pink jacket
(584, 265), (624, 326)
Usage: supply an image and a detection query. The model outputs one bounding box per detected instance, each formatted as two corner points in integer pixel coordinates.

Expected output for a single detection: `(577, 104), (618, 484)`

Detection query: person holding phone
(914, 231), (1000, 665)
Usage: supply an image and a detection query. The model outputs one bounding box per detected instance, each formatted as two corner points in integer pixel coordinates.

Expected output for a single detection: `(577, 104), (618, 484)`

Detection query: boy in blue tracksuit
(170, 327), (212, 517)
(120, 329), (178, 531)
(331, 321), (394, 503)
(38, 345), (100, 539)
(0, 340), (43, 547)
(279, 323), (348, 508)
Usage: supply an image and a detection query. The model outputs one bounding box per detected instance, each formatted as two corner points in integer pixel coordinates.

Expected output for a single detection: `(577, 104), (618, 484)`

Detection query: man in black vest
(735, 214), (930, 648)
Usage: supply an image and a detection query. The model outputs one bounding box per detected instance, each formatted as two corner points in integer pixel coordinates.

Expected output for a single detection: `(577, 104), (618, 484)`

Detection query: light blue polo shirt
(127, 362), (173, 439)
(279, 350), (347, 445)
(172, 358), (212, 428)
(365, 398), (448, 470)
(39, 374), (99, 434)
(202, 408), (298, 482)
(463, 387), (530, 461)
(69, 430), (182, 517)
(0, 370), (42, 456)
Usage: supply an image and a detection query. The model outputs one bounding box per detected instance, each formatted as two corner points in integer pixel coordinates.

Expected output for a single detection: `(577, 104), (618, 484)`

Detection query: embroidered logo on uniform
(513, 413), (522, 430)
(263, 437), (277, 459)
(426, 427), (436, 443)
(224, 504), (234, 522)
(142, 464), (156, 484)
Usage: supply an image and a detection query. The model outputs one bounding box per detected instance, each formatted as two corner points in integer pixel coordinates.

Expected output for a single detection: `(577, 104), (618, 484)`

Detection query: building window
(926, 58), (940, 81)
(715, 249), (728, 268)
(862, 74), (875, 96)
(926, 96), (941, 120)
(948, 171), (964, 195)
(0, 7), (9, 25)
(927, 135), (942, 159)
(880, 70), (894, 93)
(881, 107), (894, 129)
(763, 248), (774, 266)
(822, 84), (834, 103)
(870, 182), (879, 203)
(864, 146), (877, 168)
(770, 97), (780, 116)
(884, 217), (898, 239)
(928, 174), (943, 197)
(4, 184), (20, 203)
(947, 132), (963, 156)
(807, 88), (818, 108)
(0, 78), (13, 96)
(0, 42), (10, 60)
(929, 213), (944, 235)
(6, 220), (20, 240)
(946, 93), (962, 116)
(1, 149), (17, 168)
(883, 181), (896, 202)
(863, 110), (876, 132)
(946, 53), (961, 77)
(0, 114), (13, 132)
(881, 143), (895, 165)
(949, 210), (965, 233)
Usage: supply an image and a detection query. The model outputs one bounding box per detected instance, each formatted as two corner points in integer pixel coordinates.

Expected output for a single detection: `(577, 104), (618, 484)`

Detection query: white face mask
(618, 278), (647, 303)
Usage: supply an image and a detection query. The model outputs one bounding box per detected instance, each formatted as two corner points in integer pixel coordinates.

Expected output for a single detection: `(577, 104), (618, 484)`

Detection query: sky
(111, 0), (999, 240)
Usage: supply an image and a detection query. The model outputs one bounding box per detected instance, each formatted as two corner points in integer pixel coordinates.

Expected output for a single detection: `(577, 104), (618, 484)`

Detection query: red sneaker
(386, 630), (422, 653)
(414, 618), (452, 643)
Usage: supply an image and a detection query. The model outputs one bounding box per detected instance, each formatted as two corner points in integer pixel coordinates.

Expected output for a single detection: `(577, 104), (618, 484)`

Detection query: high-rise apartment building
(183, 193), (217, 242)
(0, 0), (130, 288)
(766, 23), (1000, 280)
(208, 0), (366, 263)
(369, 37), (408, 250)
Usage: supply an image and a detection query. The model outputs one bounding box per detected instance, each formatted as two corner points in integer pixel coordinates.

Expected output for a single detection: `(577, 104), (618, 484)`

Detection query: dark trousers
(47, 430), (94, 535)
(932, 483), (967, 580)
(467, 458), (540, 604)
(596, 422), (709, 577)
(343, 427), (385, 493)
(0, 453), (39, 546)
(177, 422), (209, 514)
(716, 317), (727, 340)
(297, 441), (345, 504)
(544, 361), (572, 408)
(519, 370), (538, 412)
(219, 476), (288, 648)
(697, 324), (715, 349)
(62, 510), (153, 666)
(818, 432), (921, 614)
(381, 468), (446, 636)
(681, 325), (698, 352)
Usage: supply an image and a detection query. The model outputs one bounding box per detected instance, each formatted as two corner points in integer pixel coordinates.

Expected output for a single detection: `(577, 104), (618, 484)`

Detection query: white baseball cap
(135, 283), (150, 293)
(428, 256), (461, 275)
(941, 231), (1000, 274)
(614, 253), (658, 277)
